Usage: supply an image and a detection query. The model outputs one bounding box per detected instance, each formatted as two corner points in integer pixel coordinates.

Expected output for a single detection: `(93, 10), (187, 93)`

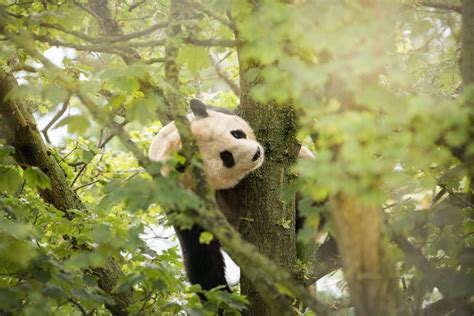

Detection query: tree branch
(208, 52), (240, 96)
(41, 94), (71, 144)
(184, 0), (235, 30)
(392, 233), (472, 314)
(415, 1), (462, 13)
(0, 66), (133, 316)
(1, 6), (328, 315)
(38, 22), (97, 42)
(0, 12), (133, 316)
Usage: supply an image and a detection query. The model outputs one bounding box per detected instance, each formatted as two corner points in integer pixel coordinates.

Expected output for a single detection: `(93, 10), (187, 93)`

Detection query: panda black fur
(148, 99), (312, 298)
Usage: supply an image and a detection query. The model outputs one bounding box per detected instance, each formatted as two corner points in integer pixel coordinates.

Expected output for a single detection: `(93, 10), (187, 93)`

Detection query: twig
(415, 0), (462, 13)
(2, 16), (329, 315)
(6, 1), (34, 6)
(103, 21), (168, 43)
(31, 34), (236, 54)
(68, 297), (89, 316)
(144, 57), (165, 64)
(185, 0), (235, 30)
(72, 0), (102, 20)
(74, 179), (100, 191)
(127, 37), (237, 48)
(128, 0), (146, 12)
(97, 120), (128, 148)
(31, 34), (131, 55)
(41, 94), (71, 144)
(38, 23), (97, 42)
(183, 37), (237, 48)
(12, 64), (38, 72)
(68, 161), (86, 167)
(430, 187), (447, 206)
(208, 52), (240, 95)
(71, 163), (88, 188)
(117, 15), (153, 22)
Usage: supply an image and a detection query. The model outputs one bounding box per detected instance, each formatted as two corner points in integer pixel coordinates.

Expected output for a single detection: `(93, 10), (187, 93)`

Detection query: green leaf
(41, 85), (69, 105)
(42, 285), (64, 299)
(5, 84), (40, 101)
(177, 46), (210, 74)
(0, 166), (22, 194)
(31, 266), (51, 283)
(54, 115), (90, 134)
(112, 273), (145, 293)
(92, 223), (111, 243)
(199, 231), (213, 245)
(24, 166), (51, 190)
(126, 95), (160, 124)
(0, 219), (33, 239)
(110, 77), (140, 93)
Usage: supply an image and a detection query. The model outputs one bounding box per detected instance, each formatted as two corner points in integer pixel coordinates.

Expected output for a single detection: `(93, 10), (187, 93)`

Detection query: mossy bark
(0, 68), (133, 316)
(233, 53), (302, 314)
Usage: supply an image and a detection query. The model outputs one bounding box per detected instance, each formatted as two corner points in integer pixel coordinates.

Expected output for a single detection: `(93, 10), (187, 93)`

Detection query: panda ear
(190, 99), (208, 118)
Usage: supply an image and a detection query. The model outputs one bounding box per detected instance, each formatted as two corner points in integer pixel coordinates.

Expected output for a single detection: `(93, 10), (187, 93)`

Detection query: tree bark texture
(330, 196), (407, 316)
(233, 52), (302, 314)
(461, 0), (474, 86)
(0, 68), (133, 316)
(460, 0), (474, 182)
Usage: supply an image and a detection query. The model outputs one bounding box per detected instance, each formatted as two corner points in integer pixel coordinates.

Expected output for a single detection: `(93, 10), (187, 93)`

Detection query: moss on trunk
(233, 52), (302, 314)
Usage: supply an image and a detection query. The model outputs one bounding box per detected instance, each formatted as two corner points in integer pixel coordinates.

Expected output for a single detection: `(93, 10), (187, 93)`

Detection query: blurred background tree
(0, 0), (472, 315)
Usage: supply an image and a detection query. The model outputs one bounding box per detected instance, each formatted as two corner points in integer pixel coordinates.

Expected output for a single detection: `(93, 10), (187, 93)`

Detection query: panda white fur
(149, 99), (265, 190)
(148, 99), (312, 298)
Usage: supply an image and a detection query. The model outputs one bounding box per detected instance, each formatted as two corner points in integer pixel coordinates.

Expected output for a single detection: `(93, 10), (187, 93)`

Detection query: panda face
(191, 110), (264, 189)
(148, 100), (264, 190)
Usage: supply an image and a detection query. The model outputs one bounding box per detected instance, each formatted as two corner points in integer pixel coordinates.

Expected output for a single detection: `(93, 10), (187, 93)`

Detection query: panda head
(149, 99), (264, 189)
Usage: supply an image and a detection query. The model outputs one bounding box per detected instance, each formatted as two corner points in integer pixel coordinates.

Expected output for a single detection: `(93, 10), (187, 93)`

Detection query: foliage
(0, 0), (472, 315)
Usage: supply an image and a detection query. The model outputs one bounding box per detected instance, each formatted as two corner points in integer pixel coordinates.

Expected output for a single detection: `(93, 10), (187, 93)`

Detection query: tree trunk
(460, 0), (474, 181)
(330, 196), (407, 316)
(233, 53), (302, 314)
(460, 0), (474, 86)
(0, 68), (133, 316)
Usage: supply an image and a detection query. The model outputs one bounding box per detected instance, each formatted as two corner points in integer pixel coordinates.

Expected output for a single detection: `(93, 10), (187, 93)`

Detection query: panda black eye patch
(219, 150), (235, 168)
(230, 130), (246, 139)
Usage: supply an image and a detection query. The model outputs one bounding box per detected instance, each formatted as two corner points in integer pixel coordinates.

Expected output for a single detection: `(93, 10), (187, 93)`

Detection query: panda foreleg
(175, 225), (230, 300)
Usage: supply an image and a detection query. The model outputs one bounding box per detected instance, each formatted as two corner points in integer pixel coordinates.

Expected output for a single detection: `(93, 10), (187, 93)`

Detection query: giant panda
(148, 99), (312, 297)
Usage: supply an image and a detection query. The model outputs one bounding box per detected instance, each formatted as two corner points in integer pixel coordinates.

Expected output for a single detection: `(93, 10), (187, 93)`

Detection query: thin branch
(41, 94), (71, 144)
(183, 37), (237, 47)
(31, 33), (236, 56)
(40, 20), (169, 44)
(72, 0), (102, 20)
(103, 21), (168, 43)
(128, 0), (146, 12)
(117, 15), (153, 22)
(32, 34), (132, 55)
(416, 0), (462, 13)
(431, 187), (447, 206)
(2, 15), (328, 315)
(0, 26), (133, 315)
(71, 163), (88, 188)
(97, 120), (128, 148)
(185, 0), (235, 30)
(208, 52), (240, 95)
(6, 1), (34, 7)
(144, 57), (165, 64)
(38, 22), (97, 42)
(74, 179), (100, 191)
(11, 64), (38, 72)
(68, 297), (89, 316)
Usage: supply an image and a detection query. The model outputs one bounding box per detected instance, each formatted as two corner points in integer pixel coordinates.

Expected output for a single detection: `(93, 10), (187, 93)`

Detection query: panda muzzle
(251, 147), (261, 162)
